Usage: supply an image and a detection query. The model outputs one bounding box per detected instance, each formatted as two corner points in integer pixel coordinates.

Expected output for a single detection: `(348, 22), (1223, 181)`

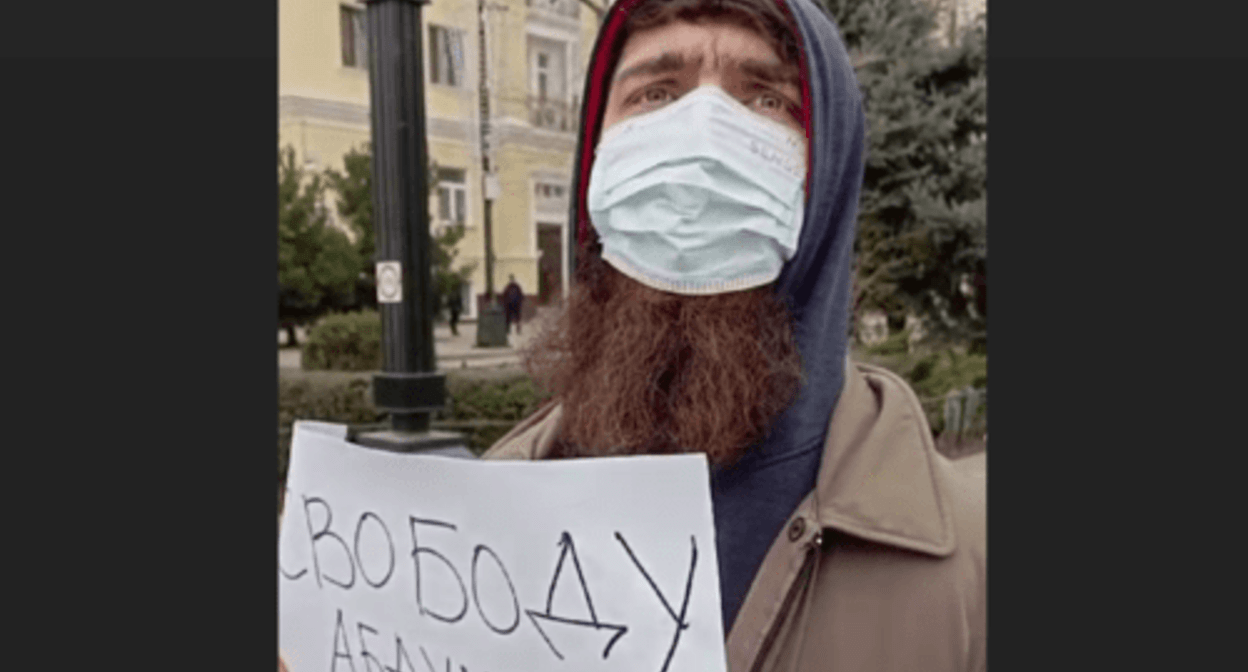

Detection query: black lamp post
(474, 0), (510, 348)
(354, 0), (470, 456)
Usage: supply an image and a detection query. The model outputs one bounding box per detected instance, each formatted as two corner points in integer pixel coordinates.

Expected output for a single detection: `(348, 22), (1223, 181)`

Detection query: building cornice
(529, 168), (572, 184)
(279, 95), (370, 127)
(279, 98), (580, 151)
(525, 8), (582, 38)
(428, 116), (473, 143)
(496, 117), (578, 152)
(280, 95), (475, 143)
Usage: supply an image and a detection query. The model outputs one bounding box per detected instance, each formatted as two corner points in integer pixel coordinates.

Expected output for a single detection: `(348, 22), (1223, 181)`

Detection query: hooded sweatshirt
(564, 0), (865, 633)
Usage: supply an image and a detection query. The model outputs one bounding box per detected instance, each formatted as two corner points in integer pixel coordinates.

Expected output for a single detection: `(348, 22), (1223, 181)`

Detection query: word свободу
(281, 490), (698, 672)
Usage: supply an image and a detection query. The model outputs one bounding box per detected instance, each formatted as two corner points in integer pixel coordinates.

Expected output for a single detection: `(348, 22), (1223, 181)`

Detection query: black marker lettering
(331, 608), (358, 672)
(548, 532), (597, 621)
(408, 516), (468, 623)
(616, 532), (698, 672)
(418, 646), (436, 672)
(304, 496), (356, 590)
(354, 511), (396, 589)
(279, 555), (308, 580)
(357, 621), (385, 672)
(386, 635), (419, 672)
(279, 489), (308, 581)
(351, 617), (379, 669)
(526, 531), (629, 660)
(471, 544), (521, 635)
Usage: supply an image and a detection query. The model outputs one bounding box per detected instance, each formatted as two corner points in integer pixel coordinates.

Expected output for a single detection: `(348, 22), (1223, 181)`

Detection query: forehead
(615, 20), (785, 75)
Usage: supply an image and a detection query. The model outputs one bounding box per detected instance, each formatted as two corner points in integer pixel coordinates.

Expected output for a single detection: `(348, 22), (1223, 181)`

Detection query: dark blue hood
(566, 0), (866, 633)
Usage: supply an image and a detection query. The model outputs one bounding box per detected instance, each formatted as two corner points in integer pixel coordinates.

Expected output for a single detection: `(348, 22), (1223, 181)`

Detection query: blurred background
(277, 0), (987, 506)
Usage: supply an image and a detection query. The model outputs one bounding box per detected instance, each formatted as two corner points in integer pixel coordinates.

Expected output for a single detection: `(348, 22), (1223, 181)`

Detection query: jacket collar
(809, 361), (956, 556)
(482, 361), (956, 557)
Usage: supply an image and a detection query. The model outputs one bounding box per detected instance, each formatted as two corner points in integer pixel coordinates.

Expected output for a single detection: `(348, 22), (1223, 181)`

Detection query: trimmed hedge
(301, 310), (382, 371)
(278, 376), (382, 481)
(278, 371), (552, 486)
(443, 375), (554, 450)
(444, 375), (552, 422)
(279, 348), (984, 502)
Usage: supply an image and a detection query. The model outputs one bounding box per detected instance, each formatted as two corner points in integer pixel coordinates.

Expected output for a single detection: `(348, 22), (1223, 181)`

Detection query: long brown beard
(520, 252), (805, 467)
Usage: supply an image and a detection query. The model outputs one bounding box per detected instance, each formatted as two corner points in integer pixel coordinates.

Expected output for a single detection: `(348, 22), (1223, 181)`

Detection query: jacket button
(787, 518), (806, 541)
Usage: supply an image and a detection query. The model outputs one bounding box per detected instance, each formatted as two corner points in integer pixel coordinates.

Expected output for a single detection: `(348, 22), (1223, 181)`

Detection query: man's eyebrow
(737, 58), (801, 88)
(612, 51), (695, 86)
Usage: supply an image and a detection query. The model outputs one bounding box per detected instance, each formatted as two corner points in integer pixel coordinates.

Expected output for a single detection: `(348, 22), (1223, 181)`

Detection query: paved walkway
(279, 308), (559, 372)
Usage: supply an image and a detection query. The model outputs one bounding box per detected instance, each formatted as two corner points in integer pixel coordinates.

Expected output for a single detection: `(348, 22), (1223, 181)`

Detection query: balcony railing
(528, 96), (579, 132)
(526, 0), (580, 20)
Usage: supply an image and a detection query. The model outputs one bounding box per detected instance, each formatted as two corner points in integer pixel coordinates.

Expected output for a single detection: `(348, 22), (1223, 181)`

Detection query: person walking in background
(502, 274), (524, 335)
(429, 283), (442, 326)
(446, 280), (463, 336)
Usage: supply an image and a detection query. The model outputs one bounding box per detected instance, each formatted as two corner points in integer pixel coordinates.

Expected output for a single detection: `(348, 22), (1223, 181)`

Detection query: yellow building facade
(280, 0), (601, 319)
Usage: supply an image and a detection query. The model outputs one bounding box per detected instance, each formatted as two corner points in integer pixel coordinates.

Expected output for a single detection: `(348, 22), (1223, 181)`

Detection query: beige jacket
(482, 361), (986, 672)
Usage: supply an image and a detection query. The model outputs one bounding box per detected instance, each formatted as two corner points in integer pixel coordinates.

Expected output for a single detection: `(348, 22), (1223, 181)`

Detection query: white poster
(279, 422), (726, 672)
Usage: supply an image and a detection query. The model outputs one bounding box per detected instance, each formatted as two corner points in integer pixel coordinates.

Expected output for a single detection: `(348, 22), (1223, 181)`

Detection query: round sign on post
(376, 261), (403, 304)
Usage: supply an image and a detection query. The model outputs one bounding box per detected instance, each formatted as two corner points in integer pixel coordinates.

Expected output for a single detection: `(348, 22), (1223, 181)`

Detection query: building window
(461, 280), (476, 319)
(436, 168), (467, 228)
(534, 181), (569, 214)
(534, 183), (565, 199)
(526, 0), (581, 20)
(429, 25), (466, 87)
(340, 5), (368, 69)
(528, 37), (566, 101)
(528, 36), (574, 131)
(536, 53), (549, 99)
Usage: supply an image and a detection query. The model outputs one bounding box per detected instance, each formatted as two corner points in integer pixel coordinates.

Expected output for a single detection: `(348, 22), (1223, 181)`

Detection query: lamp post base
(476, 302), (510, 348)
(352, 428), (475, 458)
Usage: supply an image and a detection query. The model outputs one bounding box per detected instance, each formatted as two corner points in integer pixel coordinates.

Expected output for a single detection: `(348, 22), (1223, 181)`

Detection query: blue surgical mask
(587, 85), (807, 295)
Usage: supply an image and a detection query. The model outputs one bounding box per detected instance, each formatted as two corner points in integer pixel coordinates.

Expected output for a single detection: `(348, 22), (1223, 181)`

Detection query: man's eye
(640, 87), (673, 104)
(752, 93), (785, 112)
(750, 92), (802, 123)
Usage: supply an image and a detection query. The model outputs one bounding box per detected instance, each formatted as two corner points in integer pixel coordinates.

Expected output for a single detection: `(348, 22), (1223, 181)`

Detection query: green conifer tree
(822, 0), (987, 348)
(278, 145), (363, 345)
(323, 145), (477, 318)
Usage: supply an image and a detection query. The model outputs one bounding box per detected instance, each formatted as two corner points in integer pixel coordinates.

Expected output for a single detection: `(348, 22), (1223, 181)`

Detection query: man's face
(600, 20), (805, 140)
(521, 19), (807, 466)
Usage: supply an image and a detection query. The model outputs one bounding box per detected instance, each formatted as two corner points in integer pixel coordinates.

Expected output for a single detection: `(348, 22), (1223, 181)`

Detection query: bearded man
(483, 1), (986, 670)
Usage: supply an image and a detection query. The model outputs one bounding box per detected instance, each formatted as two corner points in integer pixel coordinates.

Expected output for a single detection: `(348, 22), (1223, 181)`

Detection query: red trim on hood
(576, 0), (640, 252)
(576, 0), (814, 252)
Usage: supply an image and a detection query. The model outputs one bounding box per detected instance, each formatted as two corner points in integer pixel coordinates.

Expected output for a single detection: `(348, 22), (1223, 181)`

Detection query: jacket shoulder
(479, 401), (562, 461)
(856, 360), (985, 554)
(851, 360), (986, 637)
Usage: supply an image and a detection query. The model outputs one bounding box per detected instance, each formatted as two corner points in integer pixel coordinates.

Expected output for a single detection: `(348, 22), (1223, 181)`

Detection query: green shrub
(863, 329), (910, 356)
(301, 310), (382, 371)
(445, 375), (553, 422)
(277, 372), (555, 488)
(901, 349), (987, 438)
(906, 353), (940, 387)
(278, 376), (382, 481)
(279, 376), (380, 427)
(906, 349), (987, 400)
